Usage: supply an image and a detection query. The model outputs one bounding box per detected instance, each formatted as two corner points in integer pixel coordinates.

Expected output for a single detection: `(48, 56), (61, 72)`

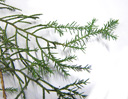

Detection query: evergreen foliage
(0, 1), (118, 99)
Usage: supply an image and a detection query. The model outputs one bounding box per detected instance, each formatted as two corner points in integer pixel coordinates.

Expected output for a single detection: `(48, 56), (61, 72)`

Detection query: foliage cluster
(0, 1), (118, 99)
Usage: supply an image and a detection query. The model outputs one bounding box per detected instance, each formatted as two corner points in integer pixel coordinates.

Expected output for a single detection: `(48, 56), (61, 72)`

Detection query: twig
(0, 69), (6, 99)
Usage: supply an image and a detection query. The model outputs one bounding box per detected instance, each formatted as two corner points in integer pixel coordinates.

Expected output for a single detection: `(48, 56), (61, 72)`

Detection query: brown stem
(0, 69), (6, 99)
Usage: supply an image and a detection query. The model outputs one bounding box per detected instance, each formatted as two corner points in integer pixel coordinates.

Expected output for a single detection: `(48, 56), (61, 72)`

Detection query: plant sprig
(0, 1), (119, 99)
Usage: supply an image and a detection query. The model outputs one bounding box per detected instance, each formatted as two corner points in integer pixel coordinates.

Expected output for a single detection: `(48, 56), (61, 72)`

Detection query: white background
(4, 0), (128, 99)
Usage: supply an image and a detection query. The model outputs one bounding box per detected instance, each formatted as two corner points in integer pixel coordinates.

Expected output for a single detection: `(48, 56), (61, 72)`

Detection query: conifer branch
(0, 1), (119, 99)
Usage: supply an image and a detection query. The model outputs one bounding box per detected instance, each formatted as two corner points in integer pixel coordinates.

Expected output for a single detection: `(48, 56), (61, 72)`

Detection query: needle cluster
(0, 1), (118, 99)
